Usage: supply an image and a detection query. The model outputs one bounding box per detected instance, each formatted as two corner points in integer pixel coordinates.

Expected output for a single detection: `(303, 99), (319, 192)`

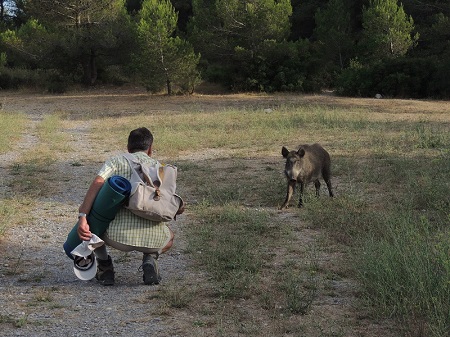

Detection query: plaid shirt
(97, 152), (171, 249)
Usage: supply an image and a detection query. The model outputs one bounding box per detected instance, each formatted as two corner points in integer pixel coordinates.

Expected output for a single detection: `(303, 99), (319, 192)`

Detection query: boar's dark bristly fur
(280, 143), (334, 209)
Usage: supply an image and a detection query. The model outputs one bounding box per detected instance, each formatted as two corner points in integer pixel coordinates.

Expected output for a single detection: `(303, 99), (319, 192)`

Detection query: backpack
(123, 153), (184, 222)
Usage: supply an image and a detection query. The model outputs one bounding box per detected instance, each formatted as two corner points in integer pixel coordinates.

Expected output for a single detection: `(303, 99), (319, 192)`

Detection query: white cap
(73, 253), (97, 281)
(70, 234), (104, 281)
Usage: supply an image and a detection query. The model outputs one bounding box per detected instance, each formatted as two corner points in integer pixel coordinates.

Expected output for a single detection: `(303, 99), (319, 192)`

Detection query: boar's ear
(297, 148), (306, 157)
(282, 146), (289, 158)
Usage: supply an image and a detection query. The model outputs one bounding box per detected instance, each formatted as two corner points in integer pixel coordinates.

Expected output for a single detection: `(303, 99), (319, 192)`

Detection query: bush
(428, 57), (450, 98)
(45, 70), (69, 93)
(0, 67), (73, 92)
(98, 65), (130, 86)
(229, 39), (311, 92)
(0, 68), (20, 89)
(0, 67), (40, 89)
(335, 58), (373, 96)
(373, 58), (435, 98)
(336, 57), (442, 98)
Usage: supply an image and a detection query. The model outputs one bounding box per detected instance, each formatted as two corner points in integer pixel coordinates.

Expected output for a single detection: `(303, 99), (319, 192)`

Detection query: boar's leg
(314, 180), (321, 197)
(322, 167), (334, 197)
(325, 179), (334, 197)
(298, 181), (304, 208)
(280, 180), (296, 209)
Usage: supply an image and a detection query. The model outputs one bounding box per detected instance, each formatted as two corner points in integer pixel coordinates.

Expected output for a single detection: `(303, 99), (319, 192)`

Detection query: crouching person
(76, 127), (184, 286)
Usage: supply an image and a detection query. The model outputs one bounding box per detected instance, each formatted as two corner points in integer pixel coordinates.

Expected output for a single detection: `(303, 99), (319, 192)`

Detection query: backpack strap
(123, 153), (158, 188)
(123, 153), (144, 182)
(158, 166), (164, 183)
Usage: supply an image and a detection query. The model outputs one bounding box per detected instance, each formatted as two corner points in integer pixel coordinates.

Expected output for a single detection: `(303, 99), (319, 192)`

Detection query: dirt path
(0, 90), (398, 337)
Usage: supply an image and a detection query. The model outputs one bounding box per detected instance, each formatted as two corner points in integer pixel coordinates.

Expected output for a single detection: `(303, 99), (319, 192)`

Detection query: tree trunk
(166, 76), (172, 95)
(82, 49), (97, 85)
(0, 1), (4, 22)
(159, 43), (171, 95)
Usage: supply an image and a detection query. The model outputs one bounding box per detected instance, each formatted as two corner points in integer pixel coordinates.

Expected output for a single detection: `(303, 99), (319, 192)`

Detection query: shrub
(428, 56), (450, 98)
(45, 70), (69, 93)
(336, 57), (440, 98)
(0, 67), (39, 89)
(335, 58), (373, 96)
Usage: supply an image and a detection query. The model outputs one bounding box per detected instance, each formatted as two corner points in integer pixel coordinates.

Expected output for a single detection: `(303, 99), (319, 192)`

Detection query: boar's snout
(284, 170), (297, 182)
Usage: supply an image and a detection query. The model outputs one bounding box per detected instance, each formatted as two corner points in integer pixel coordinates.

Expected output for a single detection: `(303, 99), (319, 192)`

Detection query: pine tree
(188, 0), (292, 90)
(11, 0), (134, 85)
(360, 0), (418, 61)
(314, 0), (354, 69)
(136, 0), (200, 94)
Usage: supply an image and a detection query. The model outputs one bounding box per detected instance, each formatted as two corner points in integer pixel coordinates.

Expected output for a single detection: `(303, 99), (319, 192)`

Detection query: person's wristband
(78, 212), (87, 218)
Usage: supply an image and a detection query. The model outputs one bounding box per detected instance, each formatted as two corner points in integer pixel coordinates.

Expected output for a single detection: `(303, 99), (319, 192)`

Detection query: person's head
(127, 127), (153, 154)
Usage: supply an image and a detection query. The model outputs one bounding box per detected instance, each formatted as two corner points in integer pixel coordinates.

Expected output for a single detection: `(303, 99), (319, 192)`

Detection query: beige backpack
(123, 153), (183, 222)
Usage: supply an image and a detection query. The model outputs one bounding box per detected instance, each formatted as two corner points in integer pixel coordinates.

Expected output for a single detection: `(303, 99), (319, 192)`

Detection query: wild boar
(280, 144), (334, 209)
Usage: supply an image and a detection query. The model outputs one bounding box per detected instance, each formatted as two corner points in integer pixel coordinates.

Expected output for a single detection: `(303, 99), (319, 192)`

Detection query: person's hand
(77, 216), (92, 241)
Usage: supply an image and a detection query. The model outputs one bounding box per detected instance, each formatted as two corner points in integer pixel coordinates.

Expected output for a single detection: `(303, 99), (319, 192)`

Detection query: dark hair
(127, 127), (153, 153)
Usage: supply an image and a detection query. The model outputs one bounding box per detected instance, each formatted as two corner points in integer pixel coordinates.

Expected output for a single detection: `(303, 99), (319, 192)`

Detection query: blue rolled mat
(109, 175), (132, 195)
(63, 176), (131, 259)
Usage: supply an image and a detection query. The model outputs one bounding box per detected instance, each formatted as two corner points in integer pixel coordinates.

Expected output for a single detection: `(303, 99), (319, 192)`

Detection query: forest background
(0, 0), (449, 98)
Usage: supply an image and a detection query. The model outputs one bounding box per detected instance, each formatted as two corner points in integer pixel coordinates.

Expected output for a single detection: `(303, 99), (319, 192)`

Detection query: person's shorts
(101, 232), (161, 255)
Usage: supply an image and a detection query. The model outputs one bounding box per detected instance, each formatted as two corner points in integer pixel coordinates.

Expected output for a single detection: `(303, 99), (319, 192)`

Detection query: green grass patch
(87, 105), (418, 157)
(169, 102), (448, 335)
(301, 149), (449, 337)
(0, 111), (26, 153)
(160, 283), (196, 309)
(356, 215), (450, 337)
(0, 199), (19, 236)
(412, 123), (449, 149)
(0, 197), (34, 236)
(187, 202), (272, 299)
(0, 111), (69, 237)
(37, 113), (70, 153)
(278, 254), (319, 315)
(10, 158), (55, 197)
(10, 112), (69, 198)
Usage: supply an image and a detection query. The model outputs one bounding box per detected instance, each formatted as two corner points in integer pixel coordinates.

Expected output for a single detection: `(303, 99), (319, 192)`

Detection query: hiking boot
(96, 256), (115, 286)
(141, 254), (161, 285)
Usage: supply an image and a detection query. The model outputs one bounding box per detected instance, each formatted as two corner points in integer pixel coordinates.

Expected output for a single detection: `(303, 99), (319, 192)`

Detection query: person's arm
(77, 175), (105, 241)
